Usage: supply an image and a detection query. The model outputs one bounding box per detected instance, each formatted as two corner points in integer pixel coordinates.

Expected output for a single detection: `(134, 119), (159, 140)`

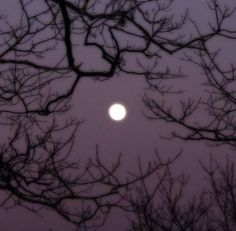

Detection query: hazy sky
(0, 0), (236, 230)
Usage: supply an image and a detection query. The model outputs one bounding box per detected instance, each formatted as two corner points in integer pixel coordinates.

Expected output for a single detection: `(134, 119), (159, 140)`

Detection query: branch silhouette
(0, 0), (236, 230)
(144, 1), (236, 146)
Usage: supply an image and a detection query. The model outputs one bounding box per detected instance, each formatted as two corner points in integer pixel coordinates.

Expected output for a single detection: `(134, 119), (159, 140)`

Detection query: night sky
(0, 0), (236, 230)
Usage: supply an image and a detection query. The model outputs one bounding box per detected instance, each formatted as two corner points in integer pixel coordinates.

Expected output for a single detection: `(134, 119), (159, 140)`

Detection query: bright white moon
(108, 103), (127, 121)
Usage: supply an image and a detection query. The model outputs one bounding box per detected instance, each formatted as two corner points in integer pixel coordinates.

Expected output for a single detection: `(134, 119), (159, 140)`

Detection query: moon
(108, 103), (127, 121)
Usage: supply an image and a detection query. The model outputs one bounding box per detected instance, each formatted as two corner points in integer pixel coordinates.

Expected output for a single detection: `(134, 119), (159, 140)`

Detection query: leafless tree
(0, 0), (235, 230)
(0, 115), (174, 230)
(144, 1), (236, 146)
(200, 156), (236, 231)
(127, 156), (236, 231)
(139, 2), (236, 229)
(0, 0), (232, 115)
(126, 161), (213, 231)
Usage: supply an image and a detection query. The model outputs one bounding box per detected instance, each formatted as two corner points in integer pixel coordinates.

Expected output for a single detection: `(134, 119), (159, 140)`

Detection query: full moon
(108, 103), (127, 121)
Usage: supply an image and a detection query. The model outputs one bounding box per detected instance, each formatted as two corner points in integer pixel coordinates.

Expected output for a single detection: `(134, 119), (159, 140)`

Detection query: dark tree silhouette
(139, 2), (236, 228)
(0, 0), (236, 230)
(201, 156), (236, 231)
(0, 115), (172, 230)
(0, 0), (232, 115)
(127, 156), (236, 231)
(144, 1), (236, 146)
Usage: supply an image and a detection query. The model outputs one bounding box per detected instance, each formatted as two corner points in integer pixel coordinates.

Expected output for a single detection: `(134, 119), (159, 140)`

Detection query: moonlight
(108, 103), (127, 121)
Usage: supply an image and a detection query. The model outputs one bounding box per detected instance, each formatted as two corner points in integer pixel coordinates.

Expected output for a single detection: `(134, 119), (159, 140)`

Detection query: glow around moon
(108, 103), (127, 121)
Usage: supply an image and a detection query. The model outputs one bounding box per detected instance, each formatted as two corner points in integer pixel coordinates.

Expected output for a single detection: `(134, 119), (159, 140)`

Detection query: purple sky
(0, 75), (234, 230)
(0, 0), (236, 230)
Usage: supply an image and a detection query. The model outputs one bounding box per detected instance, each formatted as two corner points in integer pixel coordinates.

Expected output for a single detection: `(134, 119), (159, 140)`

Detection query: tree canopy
(0, 0), (236, 230)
